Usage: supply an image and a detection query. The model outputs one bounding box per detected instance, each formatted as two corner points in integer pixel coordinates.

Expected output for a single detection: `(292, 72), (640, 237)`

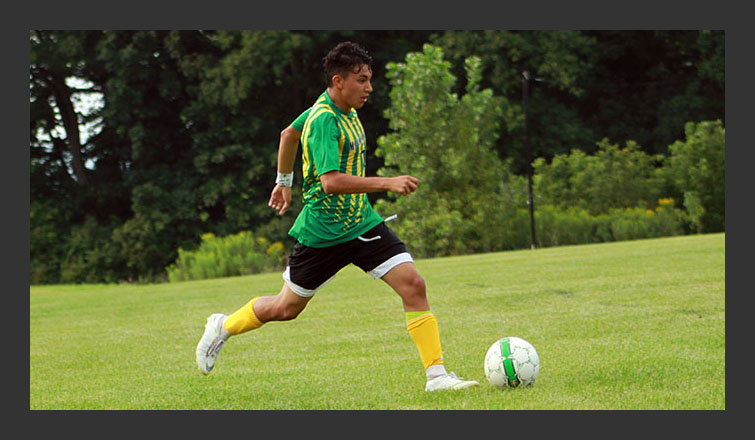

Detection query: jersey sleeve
(306, 112), (341, 176)
(290, 108), (311, 131)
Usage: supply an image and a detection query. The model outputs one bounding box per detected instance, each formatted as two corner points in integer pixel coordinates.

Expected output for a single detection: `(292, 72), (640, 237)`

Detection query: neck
(327, 87), (352, 113)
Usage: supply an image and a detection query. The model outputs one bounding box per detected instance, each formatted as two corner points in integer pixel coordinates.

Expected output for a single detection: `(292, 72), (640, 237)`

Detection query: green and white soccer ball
(484, 336), (540, 389)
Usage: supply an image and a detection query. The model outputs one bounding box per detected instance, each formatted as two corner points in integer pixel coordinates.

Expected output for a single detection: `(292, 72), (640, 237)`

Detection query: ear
(332, 74), (344, 89)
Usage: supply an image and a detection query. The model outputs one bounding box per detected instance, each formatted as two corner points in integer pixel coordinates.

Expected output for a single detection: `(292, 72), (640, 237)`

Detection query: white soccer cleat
(425, 372), (479, 392)
(196, 313), (229, 375)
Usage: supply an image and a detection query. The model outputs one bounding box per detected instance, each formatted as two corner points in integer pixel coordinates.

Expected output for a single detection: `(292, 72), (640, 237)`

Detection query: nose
(365, 81), (373, 93)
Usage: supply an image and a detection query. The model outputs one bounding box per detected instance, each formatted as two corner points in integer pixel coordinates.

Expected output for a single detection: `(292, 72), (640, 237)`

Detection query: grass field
(29, 233), (725, 410)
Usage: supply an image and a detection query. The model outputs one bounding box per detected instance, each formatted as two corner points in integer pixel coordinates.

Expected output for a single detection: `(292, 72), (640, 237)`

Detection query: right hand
(389, 175), (419, 195)
(268, 185), (292, 215)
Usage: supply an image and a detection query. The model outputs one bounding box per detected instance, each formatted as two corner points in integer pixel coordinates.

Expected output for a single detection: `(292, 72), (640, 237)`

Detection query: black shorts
(283, 222), (413, 297)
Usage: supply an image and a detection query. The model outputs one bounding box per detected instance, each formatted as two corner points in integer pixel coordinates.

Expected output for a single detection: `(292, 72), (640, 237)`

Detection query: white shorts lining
(283, 251), (414, 297)
(367, 252), (414, 279)
(282, 266), (336, 298)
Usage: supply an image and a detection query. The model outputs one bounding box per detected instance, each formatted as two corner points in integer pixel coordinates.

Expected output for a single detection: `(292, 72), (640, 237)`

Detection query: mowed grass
(30, 233), (725, 410)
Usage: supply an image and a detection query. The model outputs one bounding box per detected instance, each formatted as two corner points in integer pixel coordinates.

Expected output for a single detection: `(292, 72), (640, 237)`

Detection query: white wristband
(276, 172), (294, 187)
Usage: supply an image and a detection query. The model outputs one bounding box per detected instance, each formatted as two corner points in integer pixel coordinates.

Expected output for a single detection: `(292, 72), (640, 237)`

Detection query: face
(334, 64), (373, 110)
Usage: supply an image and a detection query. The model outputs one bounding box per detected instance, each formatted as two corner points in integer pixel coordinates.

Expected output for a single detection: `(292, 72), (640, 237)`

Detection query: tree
(665, 120), (725, 233)
(29, 30), (433, 283)
(30, 30), (99, 187)
(30, 31), (726, 283)
(577, 31), (725, 157)
(30, 30), (117, 283)
(375, 44), (521, 257)
(430, 30), (597, 173)
(179, 30), (434, 238)
(31, 30), (210, 281)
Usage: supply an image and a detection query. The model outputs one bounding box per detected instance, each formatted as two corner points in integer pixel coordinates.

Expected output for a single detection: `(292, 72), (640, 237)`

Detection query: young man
(196, 41), (477, 392)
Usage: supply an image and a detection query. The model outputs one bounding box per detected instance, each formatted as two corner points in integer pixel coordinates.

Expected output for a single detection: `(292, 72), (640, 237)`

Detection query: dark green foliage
(376, 44), (691, 256)
(29, 30), (725, 283)
(431, 30), (725, 170)
(576, 31), (724, 157)
(59, 218), (125, 284)
(429, 30), (598, 176)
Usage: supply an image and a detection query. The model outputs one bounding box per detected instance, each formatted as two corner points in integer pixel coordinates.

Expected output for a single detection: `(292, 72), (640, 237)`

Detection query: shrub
(167, 231), (287, 282)
(497, 200), (685, 249)
(533, 139), (665, 215)
(500, 208), (533, 250)
(664, 120), (725, 232)
(534, 205), (599, 247)
(603, 199), (683, 242)
(58, 217), (126, 284)
(30, 201), (70, 284)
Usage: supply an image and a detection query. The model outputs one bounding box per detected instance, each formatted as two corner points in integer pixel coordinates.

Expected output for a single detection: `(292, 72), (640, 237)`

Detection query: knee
(406, 273), (426, 297)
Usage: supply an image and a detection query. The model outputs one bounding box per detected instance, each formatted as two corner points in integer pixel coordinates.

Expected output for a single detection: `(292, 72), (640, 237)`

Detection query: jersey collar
(323, 90), (356, 118)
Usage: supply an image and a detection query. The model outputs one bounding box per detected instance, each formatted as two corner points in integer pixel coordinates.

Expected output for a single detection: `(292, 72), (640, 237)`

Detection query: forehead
(346, 64), (372, 79)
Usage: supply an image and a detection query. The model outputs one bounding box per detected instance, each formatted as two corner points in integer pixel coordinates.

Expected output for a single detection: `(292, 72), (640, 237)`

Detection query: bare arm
(276, 124), (300, 174)
(268, 125), (301, 215)
(320, 171), (419, 196)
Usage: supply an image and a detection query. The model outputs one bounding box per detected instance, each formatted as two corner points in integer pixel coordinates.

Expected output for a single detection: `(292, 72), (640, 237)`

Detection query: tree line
(30, 30), (724, 284)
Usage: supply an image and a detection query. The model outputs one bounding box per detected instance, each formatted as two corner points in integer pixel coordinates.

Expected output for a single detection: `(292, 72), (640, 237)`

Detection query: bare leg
(381, 260), (450, 381)
(253, 283), (313, 322)
(381, 262), (429, 311)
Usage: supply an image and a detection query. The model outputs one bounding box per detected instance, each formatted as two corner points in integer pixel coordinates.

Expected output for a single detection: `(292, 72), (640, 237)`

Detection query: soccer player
(196, 41), (478, 392)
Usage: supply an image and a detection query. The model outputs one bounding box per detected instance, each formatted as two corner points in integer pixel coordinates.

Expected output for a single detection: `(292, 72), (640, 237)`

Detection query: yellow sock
(223, 297), (264, 335)
(406, 311), (444, 370)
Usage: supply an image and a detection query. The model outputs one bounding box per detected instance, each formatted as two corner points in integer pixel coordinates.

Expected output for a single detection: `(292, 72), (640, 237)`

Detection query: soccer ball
(484, 336), (540, 389)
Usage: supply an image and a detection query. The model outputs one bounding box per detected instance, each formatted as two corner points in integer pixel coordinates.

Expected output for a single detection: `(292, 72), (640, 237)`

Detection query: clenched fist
(388, 175), (419, 195)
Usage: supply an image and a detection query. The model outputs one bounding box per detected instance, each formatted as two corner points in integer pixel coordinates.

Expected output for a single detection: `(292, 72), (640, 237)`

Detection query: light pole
(522, 71), (542, 250)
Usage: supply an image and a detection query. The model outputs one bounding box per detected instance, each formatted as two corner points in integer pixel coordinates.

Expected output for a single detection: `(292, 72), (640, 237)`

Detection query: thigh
(285, 240), (355, 297)
(277, 282), (313, 311)
(352, 223), (412, 278)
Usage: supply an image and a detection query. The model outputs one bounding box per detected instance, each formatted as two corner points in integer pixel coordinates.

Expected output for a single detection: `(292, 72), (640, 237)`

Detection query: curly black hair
(322, 41), (373, 87)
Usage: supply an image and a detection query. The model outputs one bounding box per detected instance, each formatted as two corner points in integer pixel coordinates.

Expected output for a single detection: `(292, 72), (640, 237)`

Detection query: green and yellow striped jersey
(288, 91), (384, 247)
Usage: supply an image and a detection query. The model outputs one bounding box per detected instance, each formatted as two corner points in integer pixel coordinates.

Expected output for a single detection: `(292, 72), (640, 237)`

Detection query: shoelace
(430, 372), (461, 383)
(206, 338), (225, 357)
